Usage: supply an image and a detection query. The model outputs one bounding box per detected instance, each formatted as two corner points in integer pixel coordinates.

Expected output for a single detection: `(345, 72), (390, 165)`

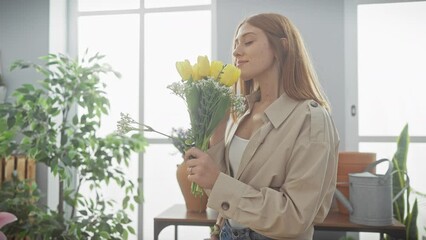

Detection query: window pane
(143, 144), (210, 239)
(78, 14), (140, 238)
(145, 0), (210, 9)
(358, 2), (426, 136)
(79, 14), (140, 136)
(144, 11), (211, 138)
(78, 0), (139, 12)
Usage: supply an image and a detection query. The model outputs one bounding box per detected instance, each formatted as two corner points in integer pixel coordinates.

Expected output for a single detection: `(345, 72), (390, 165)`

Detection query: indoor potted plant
(0, 52), (147, 239)
(0, 171), (42, 239)
(389, 124), (419, 240)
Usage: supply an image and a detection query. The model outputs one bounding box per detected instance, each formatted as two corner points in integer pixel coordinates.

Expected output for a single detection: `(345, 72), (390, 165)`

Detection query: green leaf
(7, 115), (16, 128)
(392, 124), (409, 222)
(185, 85), (201, 128)
(127, 226), (135, 235)
(394, 124), (409, 171)
(10, 60), (31, 71)
(205, 96), (230, 142)
(122, 229), (129, 240)
(72, 115), (79, 125)
(79, 210), (88, 216)
(134, 195), (143, 204)
(405, 199), (418, 240)
(23, 83), (36, 91)
(99, 231), (110, 239)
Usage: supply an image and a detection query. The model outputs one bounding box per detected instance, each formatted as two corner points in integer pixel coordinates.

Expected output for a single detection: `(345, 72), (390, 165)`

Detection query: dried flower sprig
(117, 113), (172, 139)
(171, 128), (193, 155)
(117, 113), (193, 156)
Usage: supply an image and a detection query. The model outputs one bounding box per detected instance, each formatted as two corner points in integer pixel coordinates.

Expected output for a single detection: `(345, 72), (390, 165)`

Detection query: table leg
(380, 231), (406, 240)
(175, 225), (178, 240)
(154, 222), (171, 240)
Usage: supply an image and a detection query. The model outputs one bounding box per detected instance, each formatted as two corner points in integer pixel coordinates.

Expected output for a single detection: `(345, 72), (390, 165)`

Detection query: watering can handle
(364, 158), (393, 184)
(391, 170), (410, 202)
(364, 158), (393, 175)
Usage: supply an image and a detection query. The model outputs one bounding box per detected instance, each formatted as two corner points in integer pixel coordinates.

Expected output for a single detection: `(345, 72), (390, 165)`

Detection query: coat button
(221, 202), (230, 210)
(310, 101), (318, 107)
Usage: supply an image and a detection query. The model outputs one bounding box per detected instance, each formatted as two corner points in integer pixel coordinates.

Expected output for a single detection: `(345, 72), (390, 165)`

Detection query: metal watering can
(334, 159), (409, 226)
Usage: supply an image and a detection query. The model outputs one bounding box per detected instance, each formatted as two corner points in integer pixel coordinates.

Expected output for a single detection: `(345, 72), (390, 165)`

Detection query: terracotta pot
(336, 152), (376, 214)
(176, 161), (208, 213)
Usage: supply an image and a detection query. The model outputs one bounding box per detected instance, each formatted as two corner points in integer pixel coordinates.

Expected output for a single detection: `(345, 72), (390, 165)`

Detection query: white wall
(0, 0), (50, 206)
(0, 0), (49, 95)
(216, 0), (346, 149)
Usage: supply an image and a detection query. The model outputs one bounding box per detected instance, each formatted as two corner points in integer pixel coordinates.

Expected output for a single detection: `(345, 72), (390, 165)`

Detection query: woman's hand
(184, 147), (220, 189)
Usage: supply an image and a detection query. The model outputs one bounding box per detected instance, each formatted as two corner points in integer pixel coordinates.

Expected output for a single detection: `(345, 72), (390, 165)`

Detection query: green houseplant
(0, 171), (46, 239)
(390, 124), (419, 240)
(0, 52), (146, 239)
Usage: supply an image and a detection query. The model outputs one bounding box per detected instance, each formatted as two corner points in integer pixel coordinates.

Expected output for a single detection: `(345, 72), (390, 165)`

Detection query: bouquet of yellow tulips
(168, 56), (245, 196)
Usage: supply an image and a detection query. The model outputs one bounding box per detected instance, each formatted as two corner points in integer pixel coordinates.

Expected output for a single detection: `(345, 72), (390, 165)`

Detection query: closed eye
(244, 41), (254, 46)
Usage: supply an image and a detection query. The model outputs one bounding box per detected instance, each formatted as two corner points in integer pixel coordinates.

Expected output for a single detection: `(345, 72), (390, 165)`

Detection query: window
(73, 1), (212, 239)
(349, 1), (426, 238)
(143, 9), (211, 240)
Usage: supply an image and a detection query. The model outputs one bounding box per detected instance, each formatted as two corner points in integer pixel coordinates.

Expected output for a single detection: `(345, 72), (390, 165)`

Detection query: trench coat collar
(264, 92), (300, 129)
(228, 91), (300, 179)
(235, 90), (301, 131)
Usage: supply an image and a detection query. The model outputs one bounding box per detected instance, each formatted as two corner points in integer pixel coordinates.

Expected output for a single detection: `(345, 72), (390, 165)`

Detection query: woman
(184, 13), (339, 240)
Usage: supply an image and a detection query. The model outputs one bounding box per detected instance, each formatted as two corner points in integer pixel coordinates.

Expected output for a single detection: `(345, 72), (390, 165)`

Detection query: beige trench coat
(206, 91), (340, 240)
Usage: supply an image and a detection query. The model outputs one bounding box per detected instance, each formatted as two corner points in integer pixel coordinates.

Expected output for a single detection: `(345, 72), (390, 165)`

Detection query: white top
(228, 134), (249, 229)
(229, 135), (249, 175)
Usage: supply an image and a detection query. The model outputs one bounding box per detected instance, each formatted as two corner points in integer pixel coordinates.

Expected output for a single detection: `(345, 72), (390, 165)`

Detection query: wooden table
(154, 204), (218, 240)
(315, 211), (405, 240)
(153, 204), (406, 240)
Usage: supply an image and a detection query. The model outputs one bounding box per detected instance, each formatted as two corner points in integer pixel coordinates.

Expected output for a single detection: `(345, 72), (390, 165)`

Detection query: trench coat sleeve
(207, 104), (338, 239)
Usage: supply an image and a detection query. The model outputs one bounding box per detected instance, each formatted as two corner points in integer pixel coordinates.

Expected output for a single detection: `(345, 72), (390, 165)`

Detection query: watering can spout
(334, 188), (354, 214)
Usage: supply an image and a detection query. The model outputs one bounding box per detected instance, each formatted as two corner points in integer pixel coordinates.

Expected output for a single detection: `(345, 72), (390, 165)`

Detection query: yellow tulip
(219, 64), (240, 86)
(176, 60), (192, 81)
(210, 60), (224, 80)
(197, 55), (210, 77)
(192, 63), (201, 81)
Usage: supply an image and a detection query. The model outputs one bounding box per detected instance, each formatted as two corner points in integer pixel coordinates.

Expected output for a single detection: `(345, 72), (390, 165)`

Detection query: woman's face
(233, 23), (276, 81)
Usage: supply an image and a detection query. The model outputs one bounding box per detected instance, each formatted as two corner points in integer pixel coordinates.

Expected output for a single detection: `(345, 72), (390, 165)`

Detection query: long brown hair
(233, 13), (331, 112)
